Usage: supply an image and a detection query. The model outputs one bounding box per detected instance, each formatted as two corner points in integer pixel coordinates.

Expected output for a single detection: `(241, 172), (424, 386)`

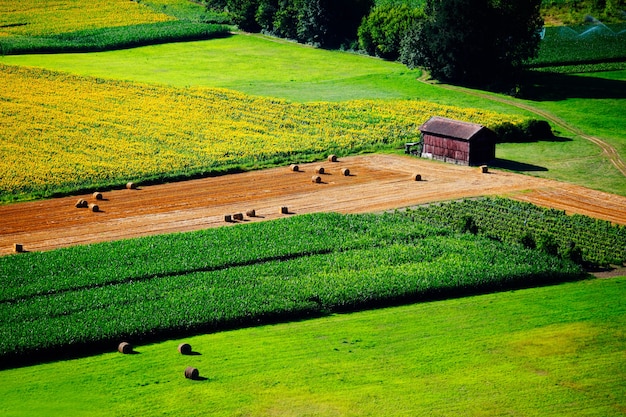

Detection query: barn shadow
(497, 135), (573, 144)
(491, 158), (548, 172)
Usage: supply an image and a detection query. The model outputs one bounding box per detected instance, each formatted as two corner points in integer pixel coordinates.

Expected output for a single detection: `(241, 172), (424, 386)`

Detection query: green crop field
(5, 207), (608, 369)
(402, 197), (626, 267)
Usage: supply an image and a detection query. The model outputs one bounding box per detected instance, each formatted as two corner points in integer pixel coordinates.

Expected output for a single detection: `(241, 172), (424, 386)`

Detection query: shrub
(493, 119), (553, 142)
(357, 4), (425, 60)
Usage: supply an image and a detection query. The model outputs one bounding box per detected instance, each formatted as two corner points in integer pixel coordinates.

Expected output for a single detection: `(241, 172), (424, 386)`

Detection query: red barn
(419, 116), (496, 166)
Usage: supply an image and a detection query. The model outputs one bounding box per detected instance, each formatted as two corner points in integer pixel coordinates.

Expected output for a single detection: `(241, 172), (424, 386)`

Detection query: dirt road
(2, 154), (625, 256)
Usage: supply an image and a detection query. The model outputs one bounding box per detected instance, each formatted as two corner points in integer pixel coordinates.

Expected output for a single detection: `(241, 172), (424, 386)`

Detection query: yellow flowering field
(0, 0), (174, 37)
(0, 64), (527, 200)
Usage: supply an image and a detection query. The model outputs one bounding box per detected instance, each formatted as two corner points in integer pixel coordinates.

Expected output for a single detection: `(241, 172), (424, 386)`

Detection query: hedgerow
(0, 212), (584, 368)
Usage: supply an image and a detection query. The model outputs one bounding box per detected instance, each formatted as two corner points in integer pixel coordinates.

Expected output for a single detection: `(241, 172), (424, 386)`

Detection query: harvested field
(1, 154), (625, 256)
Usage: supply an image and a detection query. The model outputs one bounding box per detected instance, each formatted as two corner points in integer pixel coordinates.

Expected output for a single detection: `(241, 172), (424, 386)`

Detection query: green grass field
(0, 277), (623, 416)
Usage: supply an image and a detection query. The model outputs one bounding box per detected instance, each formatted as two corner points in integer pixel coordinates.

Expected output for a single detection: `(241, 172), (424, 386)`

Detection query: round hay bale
(280, 206), (289, 214)
(13, 243), (24, 253)
(480, 165), (489, 174)
(184, 366), (199, 380)
(126, 182), (137, 190)
(178, 343), (192, 355)
(88, 203), (100, 212)
(233, 212), (244, 221)
(289, 164), (299, 172)
(311, 175), (322, 183)
(246, 209), (256, 217)
(328, 154), (337, 162)
(224, 214), (233, 222)
(75, 199), (88, 208)
(118, 342), (133, 354)
(412, 173), (422, 181)
(315, 166), (325, 174)
(93, 192), (103, 200)
(341, 168), (350, 176)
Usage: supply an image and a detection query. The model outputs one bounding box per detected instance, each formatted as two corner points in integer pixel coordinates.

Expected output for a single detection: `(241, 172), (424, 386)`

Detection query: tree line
(205, 0), (544, 87)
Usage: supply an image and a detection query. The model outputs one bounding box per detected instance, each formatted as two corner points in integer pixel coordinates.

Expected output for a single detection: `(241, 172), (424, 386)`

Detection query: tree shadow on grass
(519, 70), (626, 101)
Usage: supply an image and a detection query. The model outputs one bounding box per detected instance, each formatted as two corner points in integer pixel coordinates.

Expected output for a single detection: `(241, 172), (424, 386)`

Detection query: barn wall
(422, 134), (470, 165)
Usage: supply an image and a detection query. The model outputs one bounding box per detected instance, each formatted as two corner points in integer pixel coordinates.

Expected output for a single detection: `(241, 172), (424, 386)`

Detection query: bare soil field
(2, 154), (625, 256)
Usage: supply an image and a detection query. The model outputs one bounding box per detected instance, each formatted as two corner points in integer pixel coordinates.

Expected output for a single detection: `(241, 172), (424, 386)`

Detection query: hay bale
(246, 209), (256, 217)
(341, 168), (350, 176)
(312, 175), (321, 183)
(126, 182), (137, 189)
(233, 213), (244, 221)
(289, 164), (299, 172)
(315, 166), (325, 174)
(93, 192), (103, 200)
(328, 154), (337, 162)
(88, 203), (100, 212)
(75, 199), (88, 208)
(224, 214), (233, 222)
(13, 243), (24, 253)
(280, 206), (289, 214)
(118, 342), (133, 354)
(412, 173), (422, 181)
(178, 343), (192, 355)
(184, 366), (199, 380)
(480, 165), (489, 174)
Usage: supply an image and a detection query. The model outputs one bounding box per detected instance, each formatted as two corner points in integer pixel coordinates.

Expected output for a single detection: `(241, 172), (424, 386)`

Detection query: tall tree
(400, 0), (543, 87)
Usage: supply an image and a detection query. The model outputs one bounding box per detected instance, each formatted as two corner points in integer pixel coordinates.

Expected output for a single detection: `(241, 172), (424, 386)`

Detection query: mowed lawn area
(0, 277), (624, 416)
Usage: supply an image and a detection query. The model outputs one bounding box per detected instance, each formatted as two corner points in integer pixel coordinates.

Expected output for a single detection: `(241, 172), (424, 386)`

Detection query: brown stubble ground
(1, 154), (625, 256)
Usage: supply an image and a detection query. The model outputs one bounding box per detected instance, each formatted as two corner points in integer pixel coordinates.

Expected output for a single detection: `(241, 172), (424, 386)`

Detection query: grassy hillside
(0, 276), (623, 416)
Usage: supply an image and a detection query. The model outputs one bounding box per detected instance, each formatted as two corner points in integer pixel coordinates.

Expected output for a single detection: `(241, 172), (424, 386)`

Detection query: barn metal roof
(419, 116), (486, 141)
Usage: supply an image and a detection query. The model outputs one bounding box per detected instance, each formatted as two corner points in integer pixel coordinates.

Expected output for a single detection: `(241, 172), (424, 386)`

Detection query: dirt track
(2, 154), (626, 256)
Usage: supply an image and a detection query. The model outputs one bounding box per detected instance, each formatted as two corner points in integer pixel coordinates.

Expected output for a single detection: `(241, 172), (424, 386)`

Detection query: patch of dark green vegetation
(0, 210), (585, 369)
(402, 197), (626, 267)
(0, 21), (231, 55)
(529, 23), (626, 71)
(137, 0), (232, 23)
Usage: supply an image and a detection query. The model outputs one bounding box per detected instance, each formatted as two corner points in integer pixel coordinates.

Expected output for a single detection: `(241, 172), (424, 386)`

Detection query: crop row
(0, 64), (529, 202)
(0, 0), (231, 55)
(0, 213), (443, 302)
(402, 197), (626, 267)
(0, 21), (231, 55)
(0, 212), (584, 368)
(0, 0), (174, 37)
